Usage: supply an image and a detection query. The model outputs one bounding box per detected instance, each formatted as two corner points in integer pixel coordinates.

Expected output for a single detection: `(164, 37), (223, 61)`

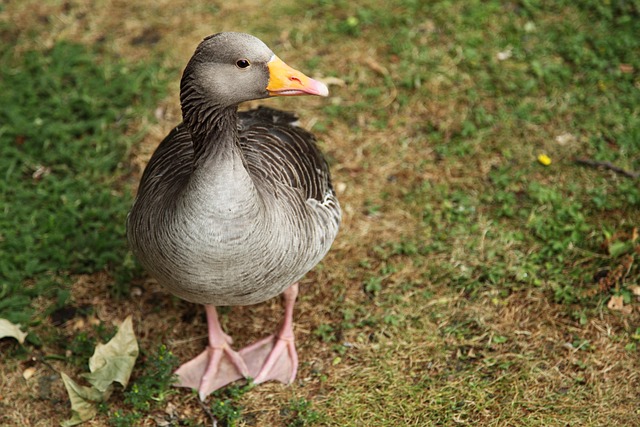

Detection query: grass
(0, 40), (166, 325)
(105, 345), (179, 426)
(1, 0), (639, 426)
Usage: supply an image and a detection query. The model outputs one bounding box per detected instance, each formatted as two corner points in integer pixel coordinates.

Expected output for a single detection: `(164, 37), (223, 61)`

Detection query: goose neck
(187, 106), (238, 166)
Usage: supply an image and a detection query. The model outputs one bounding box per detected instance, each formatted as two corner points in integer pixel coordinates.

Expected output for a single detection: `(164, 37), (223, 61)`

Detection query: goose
(126, 32), (341, 400)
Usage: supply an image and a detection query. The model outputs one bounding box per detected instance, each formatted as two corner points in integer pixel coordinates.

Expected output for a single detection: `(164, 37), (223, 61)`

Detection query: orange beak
(266, 56), (329, 97)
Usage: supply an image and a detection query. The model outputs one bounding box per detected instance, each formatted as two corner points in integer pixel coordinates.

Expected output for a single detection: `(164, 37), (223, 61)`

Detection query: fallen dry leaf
(32, 164), (51, 180)
(83, 316), (139, 392)
(60, 315), (139, 426)
(165, 402), (178, 417)
(555, 132), (576, 145)
(60, 372), (107, 427)
(496, 48), (512, 61)
(619, 63), (634, 74)
(72, 318), (86, 331)
(0, 318), (28, 343)
(22, 367), (37, 380)
(152, 415), (172, 426)
(607, 295), (633, 315)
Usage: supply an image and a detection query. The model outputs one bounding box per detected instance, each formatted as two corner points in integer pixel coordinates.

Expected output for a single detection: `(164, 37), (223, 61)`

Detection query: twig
(36, 354), (59, 373)
(198, 399), (217, 427)
(574, 157), (639, 179)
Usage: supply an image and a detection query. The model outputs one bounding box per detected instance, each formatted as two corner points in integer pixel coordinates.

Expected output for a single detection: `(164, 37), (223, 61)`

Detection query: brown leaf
(619, 64), (634, 74)
(607, 295), (633, 314)
(60, 372), (106, 427)
(0, 318), (27, 343)
(60, 316), (139, 426)
(83, 316), (139, 392)
(22, 367), (37, 380)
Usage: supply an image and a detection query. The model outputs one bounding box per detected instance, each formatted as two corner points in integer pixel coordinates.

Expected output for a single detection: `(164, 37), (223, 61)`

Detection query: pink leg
(240, 283), (299, 385)
(174, 305), (249, 400)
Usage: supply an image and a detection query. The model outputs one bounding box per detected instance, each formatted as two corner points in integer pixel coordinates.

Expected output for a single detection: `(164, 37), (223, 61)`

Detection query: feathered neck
(180, 76), (239, 167)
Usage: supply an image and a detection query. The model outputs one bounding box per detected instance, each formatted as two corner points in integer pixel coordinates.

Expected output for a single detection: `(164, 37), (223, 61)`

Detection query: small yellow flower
(537, 154), (551, 166)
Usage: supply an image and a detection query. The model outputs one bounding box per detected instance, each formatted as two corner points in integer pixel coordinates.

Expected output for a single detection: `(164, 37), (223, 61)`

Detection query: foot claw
(239, 335), (298, 385)
(174, 345), (249, 400)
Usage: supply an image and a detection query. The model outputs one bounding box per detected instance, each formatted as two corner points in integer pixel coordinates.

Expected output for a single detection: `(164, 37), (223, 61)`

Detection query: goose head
(180, 32), (328, 118)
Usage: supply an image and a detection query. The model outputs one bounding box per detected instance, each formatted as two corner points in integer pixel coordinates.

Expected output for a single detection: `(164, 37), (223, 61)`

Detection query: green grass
(309, 0), (640, 301)
(0, 41), (166, 324)
(285, 0), (640, 424)
(105, 345), (179, 426)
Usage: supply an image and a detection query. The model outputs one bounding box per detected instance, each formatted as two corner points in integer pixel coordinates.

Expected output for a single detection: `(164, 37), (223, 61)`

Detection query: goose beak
(267, 56), (329, 97)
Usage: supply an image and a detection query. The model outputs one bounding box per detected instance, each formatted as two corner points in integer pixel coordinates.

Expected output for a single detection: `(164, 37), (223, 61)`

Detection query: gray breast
(127, 108), (341, 306)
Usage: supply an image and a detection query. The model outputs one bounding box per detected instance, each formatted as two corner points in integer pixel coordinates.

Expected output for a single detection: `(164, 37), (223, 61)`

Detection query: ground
(1, 0), (639, 426)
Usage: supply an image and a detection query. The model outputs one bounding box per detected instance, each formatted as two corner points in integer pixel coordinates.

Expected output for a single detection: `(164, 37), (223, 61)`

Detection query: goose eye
(236, 59), (250, 69)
